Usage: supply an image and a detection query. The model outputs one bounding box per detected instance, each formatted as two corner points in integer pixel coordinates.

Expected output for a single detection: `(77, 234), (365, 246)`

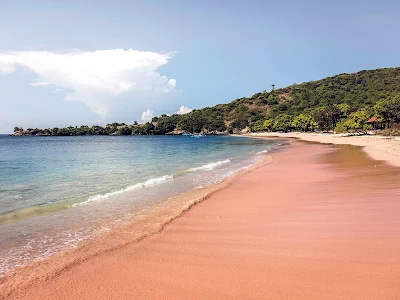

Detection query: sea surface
(0, 134), (282, 276)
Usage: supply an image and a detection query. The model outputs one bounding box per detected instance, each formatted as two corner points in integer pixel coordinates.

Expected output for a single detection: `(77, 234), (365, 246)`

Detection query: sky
(0, 0), (399, 133)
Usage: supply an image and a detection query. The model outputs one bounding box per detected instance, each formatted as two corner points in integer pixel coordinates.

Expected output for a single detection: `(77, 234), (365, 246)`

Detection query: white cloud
(168, 79), (177, 88)
(141, 109), (154, 123)
(175, 105), (193, 115)
(0, 49), (177, 117)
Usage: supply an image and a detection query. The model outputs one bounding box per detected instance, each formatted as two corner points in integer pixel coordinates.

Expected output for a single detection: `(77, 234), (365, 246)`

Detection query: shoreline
(3, 140), (400, 299)
(0, 152), (274, 298)
(247, 132), (400, 167)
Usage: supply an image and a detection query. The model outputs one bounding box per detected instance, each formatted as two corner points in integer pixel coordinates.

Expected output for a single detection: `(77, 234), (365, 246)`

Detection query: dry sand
(3, 141), (400, 299)
(249, 132), (400, 167)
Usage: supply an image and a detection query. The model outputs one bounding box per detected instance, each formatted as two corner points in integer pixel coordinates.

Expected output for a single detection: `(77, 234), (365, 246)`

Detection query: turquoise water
(0, 135), (282, 276)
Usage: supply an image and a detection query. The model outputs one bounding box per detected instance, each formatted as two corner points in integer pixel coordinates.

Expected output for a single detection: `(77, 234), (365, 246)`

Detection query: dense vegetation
(13, 67), (400, 136)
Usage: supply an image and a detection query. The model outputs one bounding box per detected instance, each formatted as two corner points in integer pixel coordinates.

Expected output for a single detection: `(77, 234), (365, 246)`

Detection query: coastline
(3, 139), (400, 299)
(247, 132), (400, 167)
(0, 135), (278, 279)
(0, 152), (274, 298)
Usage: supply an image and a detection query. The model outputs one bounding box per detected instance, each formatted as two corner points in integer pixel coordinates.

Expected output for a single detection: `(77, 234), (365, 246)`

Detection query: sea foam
(257, 146), (271, 154)
(188, 159), (231, 172)
(257, 150), (269, 154)
(73, 175), (173, 207)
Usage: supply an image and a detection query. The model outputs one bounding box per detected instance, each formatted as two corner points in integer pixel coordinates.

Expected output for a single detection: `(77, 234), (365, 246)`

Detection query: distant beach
(248, 132), (400, 167)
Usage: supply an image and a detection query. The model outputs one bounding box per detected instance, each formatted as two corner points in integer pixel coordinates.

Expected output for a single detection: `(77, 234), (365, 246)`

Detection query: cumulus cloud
(141, 109), (155, 123)
(175, 105), (193, 115)
(168, 79), (177, 88)
(0, 49), (177, 117)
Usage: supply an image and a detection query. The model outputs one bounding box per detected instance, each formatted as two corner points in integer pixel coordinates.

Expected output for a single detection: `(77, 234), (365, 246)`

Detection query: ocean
(0, 134), (282, 276)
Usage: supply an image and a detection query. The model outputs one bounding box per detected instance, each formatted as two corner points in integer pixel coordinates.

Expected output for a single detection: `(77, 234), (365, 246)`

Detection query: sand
(249, 132), (400, 167)
(2, 141), (400, 299)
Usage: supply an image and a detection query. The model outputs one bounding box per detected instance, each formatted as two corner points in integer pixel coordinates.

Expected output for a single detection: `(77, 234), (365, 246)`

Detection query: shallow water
(0, 135), (282, 276)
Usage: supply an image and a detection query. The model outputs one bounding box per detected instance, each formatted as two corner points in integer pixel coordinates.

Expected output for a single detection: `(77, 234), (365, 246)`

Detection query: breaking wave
(73, 175), (173, 207)
(188, 159), (231, 172)
(257, 150), (269, 154)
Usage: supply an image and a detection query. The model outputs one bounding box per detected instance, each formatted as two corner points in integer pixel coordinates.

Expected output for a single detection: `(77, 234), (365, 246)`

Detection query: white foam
(188, 159), (231, 172)
(73, 175), (173, 207)
(257, 150), (269, 154)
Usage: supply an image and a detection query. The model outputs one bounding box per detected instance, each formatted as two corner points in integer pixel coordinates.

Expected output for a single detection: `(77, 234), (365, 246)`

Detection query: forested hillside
(14, 67), (400, 136)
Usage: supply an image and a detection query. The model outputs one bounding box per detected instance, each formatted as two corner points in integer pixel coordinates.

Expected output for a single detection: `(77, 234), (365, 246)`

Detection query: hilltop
(13, 67), (400, 136)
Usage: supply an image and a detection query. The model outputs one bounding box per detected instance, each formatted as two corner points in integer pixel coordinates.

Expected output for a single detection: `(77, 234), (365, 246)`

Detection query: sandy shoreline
(2, 140), (400, 299)
(248, 132), (400, 167)
(0, 154), (275, 298)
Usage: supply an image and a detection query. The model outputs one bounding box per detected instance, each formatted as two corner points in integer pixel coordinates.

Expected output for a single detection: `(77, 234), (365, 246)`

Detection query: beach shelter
(367, 116), (378, 129)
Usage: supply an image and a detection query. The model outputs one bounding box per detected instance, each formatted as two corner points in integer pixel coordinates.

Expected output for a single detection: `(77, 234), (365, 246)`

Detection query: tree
(313, 106), (342, 131)
(157, 116), (178, 133)
(251, 120), (265, 132)
(335, 108), (372, 133)
(335, 103), (351, 117)
(142, 122), (155, 134)
(91, 125), (107, 135)
(116, 126), (132, 135)
(273, 114), (293, 132)
(374, 96), (400, 128)
(175, 111), (205, 133)
(291, 114), (318, 132)
(204, 117), (226, 132)
(263, 119), (274, 131)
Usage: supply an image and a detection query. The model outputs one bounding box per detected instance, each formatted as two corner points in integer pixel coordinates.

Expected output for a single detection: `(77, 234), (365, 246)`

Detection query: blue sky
(0, 0), (399, 133)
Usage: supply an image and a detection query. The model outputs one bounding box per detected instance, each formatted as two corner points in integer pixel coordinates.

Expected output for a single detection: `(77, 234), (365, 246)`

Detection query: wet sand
(3, 141), (400, 299)
(249, 132), (400, 167)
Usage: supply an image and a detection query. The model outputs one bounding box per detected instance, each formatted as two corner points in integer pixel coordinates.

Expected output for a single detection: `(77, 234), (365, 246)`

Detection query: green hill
(151, 67), (400, 134)
(13, 67), (400, 136)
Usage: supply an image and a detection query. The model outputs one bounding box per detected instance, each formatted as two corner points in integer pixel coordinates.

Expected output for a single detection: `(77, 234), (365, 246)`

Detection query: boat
(190, 134), (206, 138)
